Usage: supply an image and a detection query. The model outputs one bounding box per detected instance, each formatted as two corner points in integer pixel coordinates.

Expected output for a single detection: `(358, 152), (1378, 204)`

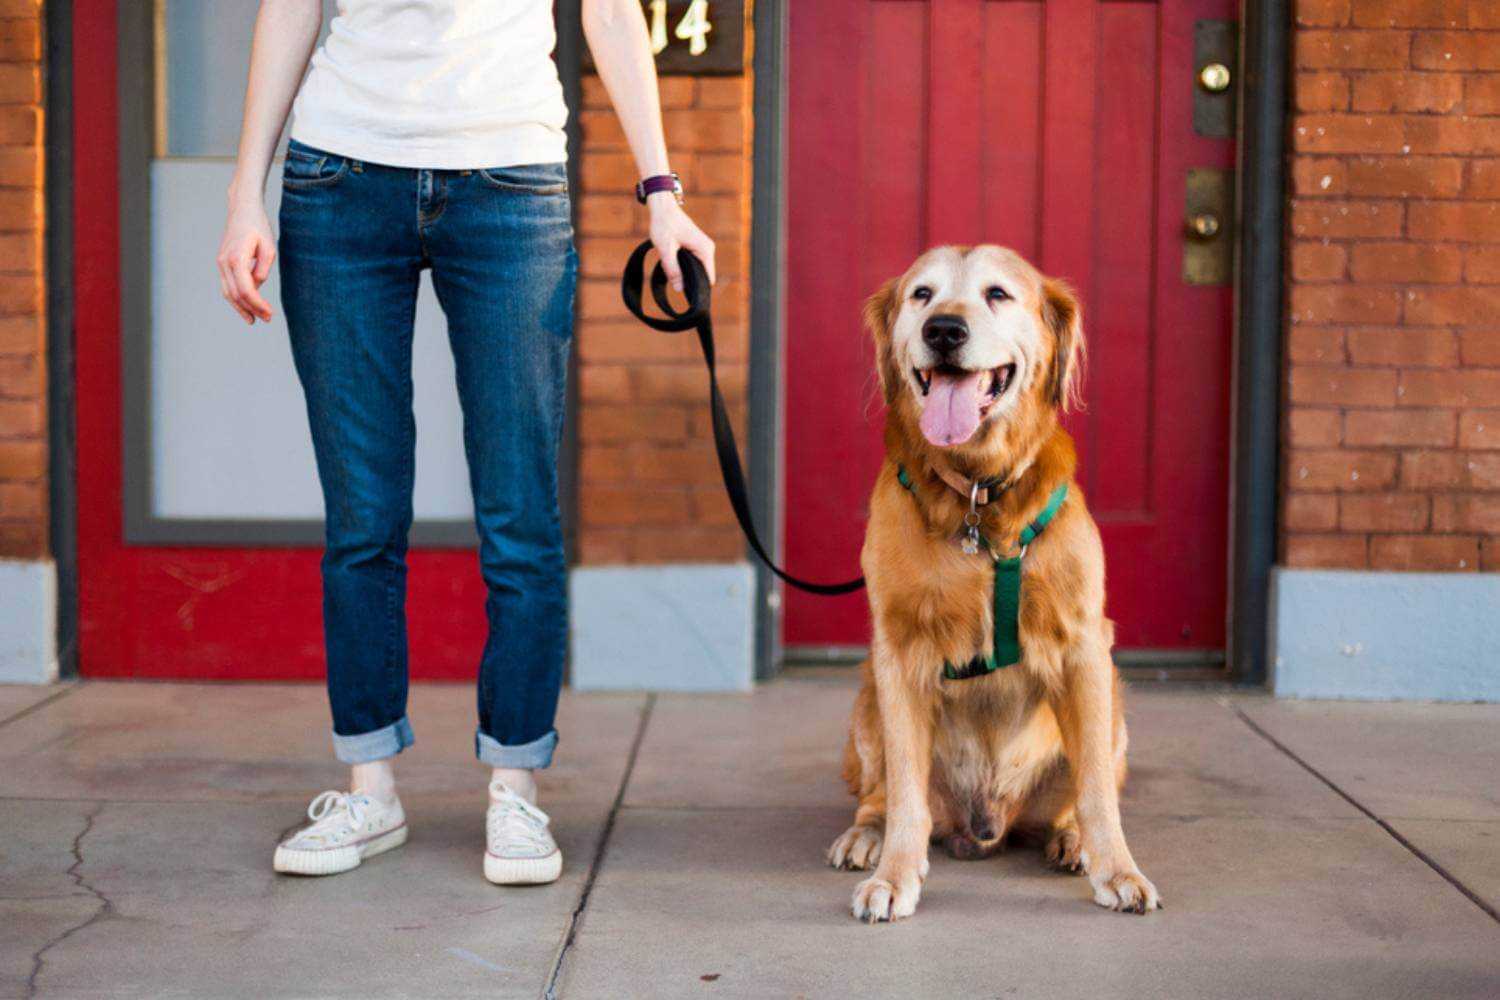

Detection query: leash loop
(620, 241), (865, 596)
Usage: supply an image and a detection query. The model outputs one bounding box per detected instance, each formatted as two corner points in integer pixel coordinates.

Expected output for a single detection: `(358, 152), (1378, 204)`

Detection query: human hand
(647, 192), (716, 293)
(217, 196), (277, 324)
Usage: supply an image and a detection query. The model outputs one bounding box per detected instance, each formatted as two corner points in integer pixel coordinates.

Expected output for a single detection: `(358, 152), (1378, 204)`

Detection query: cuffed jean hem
(331, 716), (415, 764)
(475, 728), (558, 769)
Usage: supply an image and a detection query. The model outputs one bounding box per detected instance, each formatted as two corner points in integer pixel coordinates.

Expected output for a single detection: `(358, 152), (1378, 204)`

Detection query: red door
(784, 0), (1236, 652)
(72, 4), (488, 680)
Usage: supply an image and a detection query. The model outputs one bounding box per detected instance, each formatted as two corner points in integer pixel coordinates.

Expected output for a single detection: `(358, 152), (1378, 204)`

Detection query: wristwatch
(636, 172), (684, 205)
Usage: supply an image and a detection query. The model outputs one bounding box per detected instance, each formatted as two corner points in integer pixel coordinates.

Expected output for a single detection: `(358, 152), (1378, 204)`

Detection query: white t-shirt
(290, 0), (568, 169)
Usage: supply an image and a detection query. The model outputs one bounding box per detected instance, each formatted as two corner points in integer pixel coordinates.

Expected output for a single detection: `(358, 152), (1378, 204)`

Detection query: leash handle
(620, 241), (865, 596)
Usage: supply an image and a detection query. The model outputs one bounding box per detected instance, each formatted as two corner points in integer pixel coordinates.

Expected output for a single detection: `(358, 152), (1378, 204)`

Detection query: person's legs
(425, 163), (576, 770)
(276, 144), (424, 876)
(425, 163), (574, 883)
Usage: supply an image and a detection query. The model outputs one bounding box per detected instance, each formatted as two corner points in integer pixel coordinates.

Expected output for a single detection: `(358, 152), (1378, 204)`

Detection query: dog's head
(865, 245), (1083, 451)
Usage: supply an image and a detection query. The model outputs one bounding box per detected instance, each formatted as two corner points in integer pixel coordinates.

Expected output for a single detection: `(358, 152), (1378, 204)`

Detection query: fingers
(217, 227), (277, 324)
(654, 233), (715, 294)
(228, 238), (274, 323)
(216, 254), (254, 324)
(252, 238), (277, 284)
(655, 236), (684, 292)
(684, 231), (716, 286)
(231, 255), (272, 322)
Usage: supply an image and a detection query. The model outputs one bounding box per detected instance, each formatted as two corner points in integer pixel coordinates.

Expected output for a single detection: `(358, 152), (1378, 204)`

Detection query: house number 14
(649, 0), (712, 57)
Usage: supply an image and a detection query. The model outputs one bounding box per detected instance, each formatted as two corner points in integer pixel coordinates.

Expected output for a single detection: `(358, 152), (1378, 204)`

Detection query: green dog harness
(897, 466), (1069, 681)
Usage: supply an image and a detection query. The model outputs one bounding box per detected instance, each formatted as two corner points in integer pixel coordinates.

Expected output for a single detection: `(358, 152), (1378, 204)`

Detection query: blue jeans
(277, 139), (576, 769)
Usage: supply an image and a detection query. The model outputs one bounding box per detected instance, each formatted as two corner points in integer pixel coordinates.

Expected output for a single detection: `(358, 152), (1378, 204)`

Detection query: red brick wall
(0, 0), (43, 560)
(1285, 0), (1500, 571)
(572, 61), (752, 564)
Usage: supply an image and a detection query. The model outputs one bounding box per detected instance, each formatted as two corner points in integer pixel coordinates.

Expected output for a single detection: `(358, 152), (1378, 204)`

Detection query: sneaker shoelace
(486, 782), (554, 856)
(292, 790), (368, 846)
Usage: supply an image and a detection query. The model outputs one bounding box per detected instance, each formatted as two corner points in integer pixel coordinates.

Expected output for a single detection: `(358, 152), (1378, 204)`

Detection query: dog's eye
(986, 286), (1011, 304)
(911, 286), (932, 304)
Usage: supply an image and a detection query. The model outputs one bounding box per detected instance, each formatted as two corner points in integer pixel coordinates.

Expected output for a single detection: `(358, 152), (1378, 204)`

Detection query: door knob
(1198, 62), (1231, 93)
(1187, 212), (1222, 239)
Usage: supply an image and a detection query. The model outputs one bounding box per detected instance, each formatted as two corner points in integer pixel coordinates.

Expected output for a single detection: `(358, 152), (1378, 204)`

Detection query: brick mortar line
(1230, 703), (1500, 925)
(542, 692), (657, 1000)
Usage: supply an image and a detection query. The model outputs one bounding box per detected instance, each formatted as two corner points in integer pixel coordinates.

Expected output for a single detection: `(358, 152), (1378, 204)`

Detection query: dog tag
(962, 498), (982, 556)
(961, 526), (981, 556)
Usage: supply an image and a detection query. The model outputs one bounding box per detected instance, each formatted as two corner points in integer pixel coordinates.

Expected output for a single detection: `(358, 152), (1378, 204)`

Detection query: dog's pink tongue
(919, 370), (986, 447)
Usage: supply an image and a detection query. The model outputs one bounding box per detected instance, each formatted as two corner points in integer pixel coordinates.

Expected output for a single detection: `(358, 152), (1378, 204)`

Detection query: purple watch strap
(636, 173), (680, 203)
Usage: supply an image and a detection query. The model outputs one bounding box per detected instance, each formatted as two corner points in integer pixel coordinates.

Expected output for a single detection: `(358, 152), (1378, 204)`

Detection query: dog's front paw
(828, 825), (883, 870)
(851, 865), (923, 923)
(1089, 866), (1161, 914)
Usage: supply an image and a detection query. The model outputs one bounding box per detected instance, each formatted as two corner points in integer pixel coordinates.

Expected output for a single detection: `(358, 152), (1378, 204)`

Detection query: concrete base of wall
(0, 559), (58, 684)
(569, 563), (757, 692)
(1269, 567), (1500, 702)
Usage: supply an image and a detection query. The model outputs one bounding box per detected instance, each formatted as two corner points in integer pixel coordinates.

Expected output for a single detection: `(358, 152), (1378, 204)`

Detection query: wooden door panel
(979, 1), (1044, 260)
(785, 0), (1236, 652)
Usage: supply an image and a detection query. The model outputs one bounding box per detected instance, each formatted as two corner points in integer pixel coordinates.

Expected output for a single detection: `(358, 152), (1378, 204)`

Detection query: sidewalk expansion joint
(0, 685), (79, 732)
(1231, 704), (1500, 926)
(542, 692), (656, 1000)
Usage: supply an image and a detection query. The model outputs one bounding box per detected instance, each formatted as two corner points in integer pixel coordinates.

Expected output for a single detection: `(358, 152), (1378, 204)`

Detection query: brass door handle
(1184, 168), (1231, 284)
(1187, 212), (1222, 239)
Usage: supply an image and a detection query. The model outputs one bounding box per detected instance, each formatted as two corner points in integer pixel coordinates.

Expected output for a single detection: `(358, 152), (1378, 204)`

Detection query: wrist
(226, 178), (263, 211)
(636, 171), (683, 206)
(645, 190), (681, 212)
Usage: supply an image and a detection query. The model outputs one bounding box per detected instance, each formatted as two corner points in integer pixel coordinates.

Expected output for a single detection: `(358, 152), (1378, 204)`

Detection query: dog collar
(916, 459), (1012, 507)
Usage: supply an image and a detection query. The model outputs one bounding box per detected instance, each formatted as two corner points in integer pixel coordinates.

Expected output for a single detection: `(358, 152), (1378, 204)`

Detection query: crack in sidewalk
(542, 693), (656, 1000)
(26, 801), (115, 999)
(1229, 701), (1500, 926)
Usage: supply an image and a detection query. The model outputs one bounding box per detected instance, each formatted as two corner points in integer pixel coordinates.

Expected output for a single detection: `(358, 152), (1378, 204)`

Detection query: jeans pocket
(283, 143), (350, 190)
(477, 162), (568, 195)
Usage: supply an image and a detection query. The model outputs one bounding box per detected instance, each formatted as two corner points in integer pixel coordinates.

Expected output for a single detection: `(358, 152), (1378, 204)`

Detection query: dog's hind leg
(1043, 810), (1084, 873)
(829, 788), (886, 870)
(1012, 761), (1085, 873)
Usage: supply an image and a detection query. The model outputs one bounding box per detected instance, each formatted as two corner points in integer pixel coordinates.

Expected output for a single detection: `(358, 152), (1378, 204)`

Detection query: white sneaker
(273, 790), (407, 876)
(484, 780), (562, 885)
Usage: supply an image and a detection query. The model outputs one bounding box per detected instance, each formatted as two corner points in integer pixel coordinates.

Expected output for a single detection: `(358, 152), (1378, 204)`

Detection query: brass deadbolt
(1187, 212), (1222, 239)
(1198, 62), (1231, 93)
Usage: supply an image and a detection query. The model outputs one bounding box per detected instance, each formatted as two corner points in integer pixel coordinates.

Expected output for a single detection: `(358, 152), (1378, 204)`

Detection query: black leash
(620, 241), (865, 596)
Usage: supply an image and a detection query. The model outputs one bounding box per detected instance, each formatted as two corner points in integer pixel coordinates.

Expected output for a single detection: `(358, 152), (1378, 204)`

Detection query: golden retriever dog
(826, 245), (1160, 921)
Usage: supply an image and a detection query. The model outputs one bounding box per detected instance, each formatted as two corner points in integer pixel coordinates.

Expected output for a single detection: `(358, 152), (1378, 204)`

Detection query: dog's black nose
(922, 313), (968, 354)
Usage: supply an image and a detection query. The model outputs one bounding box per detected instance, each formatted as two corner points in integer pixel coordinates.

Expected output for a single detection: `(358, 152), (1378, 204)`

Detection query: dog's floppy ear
(864, 277), (902, 406)
(1042, 278), (1084, 411)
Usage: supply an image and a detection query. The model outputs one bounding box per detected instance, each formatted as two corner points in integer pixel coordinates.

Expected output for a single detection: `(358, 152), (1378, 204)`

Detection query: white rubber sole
(484, 848), (562, 885)
(273, 824), (408, 876)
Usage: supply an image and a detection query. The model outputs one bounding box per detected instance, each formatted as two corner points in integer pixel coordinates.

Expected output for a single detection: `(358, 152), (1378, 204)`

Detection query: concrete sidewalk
(1, 672), (1497, 999)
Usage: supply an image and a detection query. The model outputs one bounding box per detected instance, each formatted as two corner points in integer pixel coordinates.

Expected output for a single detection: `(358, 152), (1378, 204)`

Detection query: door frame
(46, 0), (78, 677)
(754, 0), (1288, 683)
(1228, 0), (1288, 686)
(748, 0), (789, 680)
